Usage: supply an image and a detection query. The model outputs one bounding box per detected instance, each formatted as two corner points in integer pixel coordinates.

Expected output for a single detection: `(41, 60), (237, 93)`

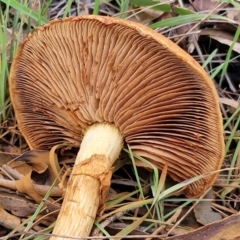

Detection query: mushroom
(9, 15), (224, 239)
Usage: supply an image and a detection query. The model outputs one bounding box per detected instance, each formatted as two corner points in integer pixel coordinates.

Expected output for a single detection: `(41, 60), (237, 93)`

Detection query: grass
(0, 0), (240, 239)
(0, 4), (8, 123)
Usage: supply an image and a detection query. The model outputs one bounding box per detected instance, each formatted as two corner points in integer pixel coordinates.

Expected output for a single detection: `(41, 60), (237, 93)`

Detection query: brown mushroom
(9, 15), (224, 239)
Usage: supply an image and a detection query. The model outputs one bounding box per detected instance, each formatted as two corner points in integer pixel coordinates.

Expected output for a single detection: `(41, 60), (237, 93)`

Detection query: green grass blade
(20, 176), (62, 239)
(116, 0), (129, 18)
(105, 189), (142, 207)
(150, 14), (236, 29)
(128, 144), (145, 200)
(97, 199), (153, 222)
(93, 0), (101, 15)
(1, 0), (48, 24)
(130, 0), (194, 14)
(94, 222), (111, 238)
(202, 49), (218, 68)
(210, 55), (240, 79)
(223, 106), (240, 130)
(224, 113), (240, 156)
(41, 0), (53, 16)
(227, 139), (240, 184)
(124, 148), (159, 187)
(163, 199), (193, 220)
(219, 26), (240, 86)
(230, 0), (240, 8)
(63, 0), (73, 18)
(114, 211), (149, 239)
(0, 8), (8, 122)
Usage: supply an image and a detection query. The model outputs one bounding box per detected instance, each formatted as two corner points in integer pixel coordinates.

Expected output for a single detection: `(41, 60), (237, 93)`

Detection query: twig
(0, 178), (62, 196)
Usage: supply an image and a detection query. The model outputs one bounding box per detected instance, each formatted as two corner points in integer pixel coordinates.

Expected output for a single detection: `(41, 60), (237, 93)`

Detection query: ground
(0, 0), (239, 239)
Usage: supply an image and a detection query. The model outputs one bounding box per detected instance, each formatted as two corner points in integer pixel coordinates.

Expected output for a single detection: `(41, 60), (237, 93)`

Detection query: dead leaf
(9, 150), (59, 185)
(191, 0), (228, 13)
(49, 144), (66, 183)
(4, 150), (62, 203)
(211, 36), (240, 54)
(193, 190), (222, 225)
(15, 173), (52, 203)
(127, 8), (164, 25)
(166, 212), (240, 240)
(226, 9), (240, 24)
(200, 29), (240, 54)
(42, 199), (60, 215)
(0, 178), (63, 197)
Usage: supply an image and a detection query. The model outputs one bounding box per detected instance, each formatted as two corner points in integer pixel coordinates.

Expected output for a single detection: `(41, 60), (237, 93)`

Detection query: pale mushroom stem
(50, 123), (123, 239)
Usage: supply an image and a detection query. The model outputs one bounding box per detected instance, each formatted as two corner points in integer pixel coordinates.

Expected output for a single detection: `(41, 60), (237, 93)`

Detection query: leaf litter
(1, 0), (240, 239)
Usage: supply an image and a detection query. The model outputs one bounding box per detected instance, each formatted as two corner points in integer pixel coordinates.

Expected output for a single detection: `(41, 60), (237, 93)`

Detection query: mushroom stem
(50, 123), (123, 239)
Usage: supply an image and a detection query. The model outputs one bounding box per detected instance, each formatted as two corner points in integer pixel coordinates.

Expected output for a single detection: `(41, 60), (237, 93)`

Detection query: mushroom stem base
(50, 123), (123, 239)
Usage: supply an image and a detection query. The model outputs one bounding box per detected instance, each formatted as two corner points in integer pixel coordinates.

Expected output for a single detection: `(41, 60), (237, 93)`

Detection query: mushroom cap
(10, 15), (224, 197)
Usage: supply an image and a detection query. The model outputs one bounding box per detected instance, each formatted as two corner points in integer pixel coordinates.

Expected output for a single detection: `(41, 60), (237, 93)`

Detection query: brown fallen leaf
(9, 150), (59, 185)
(42, 200), (60, 215)
(210, 36), (240, 54)
(200, 28), (240, 54)
(191, 0), (228, 13)
(226, 9), (240, 24)
(15, 173), (54, 203)
(126, 7), (164, 25)
(166, 212), (240, 240)
(193, 190), (222, 225)
(5, 150), (62, 203)
(0, 178), (62, 197)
